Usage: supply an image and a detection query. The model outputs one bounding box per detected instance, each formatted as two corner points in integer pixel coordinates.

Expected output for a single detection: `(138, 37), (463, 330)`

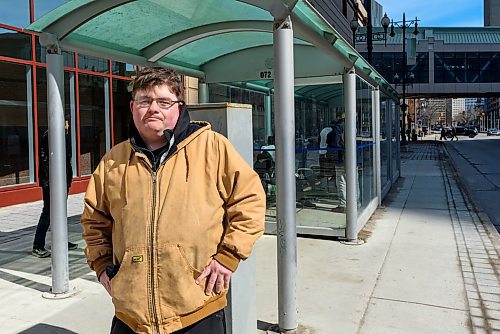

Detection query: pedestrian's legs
(335, 165), (346, 208)
(33, 186), (50, 249)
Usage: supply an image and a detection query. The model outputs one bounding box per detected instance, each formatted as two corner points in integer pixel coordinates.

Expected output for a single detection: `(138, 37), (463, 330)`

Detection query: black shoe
(68, 242), (78, 250)
(32, 248), (51, 258)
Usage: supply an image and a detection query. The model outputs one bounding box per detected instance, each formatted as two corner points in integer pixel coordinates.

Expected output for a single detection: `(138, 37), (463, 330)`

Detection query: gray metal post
(344, 69), (358, 241)
(189, 103), (256, 334)
(273, 16), (298, 332)
(41, 33), (69, 294)
(265, 94), (272, 140)
(198, 81), (209, 103)
(374, 87), (381, 205)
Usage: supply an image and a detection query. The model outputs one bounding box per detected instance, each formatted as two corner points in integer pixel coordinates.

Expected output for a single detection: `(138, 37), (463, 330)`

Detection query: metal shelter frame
(26, 1), (399, 332)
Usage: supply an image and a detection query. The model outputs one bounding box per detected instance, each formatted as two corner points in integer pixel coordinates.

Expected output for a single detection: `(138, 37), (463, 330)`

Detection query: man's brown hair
(131, 67), (183, 99)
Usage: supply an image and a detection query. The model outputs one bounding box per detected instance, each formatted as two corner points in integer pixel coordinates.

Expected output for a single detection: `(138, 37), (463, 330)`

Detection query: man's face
(130, 84), (181, 145)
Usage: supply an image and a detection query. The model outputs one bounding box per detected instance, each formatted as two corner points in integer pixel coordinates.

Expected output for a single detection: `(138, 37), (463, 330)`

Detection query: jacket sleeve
(213, 135), (266, 272)
(81, 157), (113, 279)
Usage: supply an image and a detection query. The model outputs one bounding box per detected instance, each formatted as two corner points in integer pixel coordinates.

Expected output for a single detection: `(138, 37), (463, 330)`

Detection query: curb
(441, 142), (500, 251)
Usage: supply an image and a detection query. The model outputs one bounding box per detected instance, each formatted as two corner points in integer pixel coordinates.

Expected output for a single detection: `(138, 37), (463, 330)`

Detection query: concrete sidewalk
(1, 142), (499, 333)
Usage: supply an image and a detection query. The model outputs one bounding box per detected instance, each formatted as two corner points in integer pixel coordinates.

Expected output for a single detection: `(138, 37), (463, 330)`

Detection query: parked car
(487, 128), (499, 136)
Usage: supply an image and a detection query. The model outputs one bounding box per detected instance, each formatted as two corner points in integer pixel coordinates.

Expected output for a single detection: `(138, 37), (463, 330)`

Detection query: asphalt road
(446, 133), (500, 232)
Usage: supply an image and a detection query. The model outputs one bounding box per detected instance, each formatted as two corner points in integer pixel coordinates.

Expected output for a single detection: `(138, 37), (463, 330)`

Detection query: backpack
(327, 121), (344, 148)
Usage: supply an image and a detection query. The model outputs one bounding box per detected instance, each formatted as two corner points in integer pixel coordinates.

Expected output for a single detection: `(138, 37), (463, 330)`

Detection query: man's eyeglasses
(134, 97), (183, 109)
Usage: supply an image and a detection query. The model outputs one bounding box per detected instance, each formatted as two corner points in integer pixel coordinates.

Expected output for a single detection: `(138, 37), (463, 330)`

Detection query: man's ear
(130, 100), (134, 113)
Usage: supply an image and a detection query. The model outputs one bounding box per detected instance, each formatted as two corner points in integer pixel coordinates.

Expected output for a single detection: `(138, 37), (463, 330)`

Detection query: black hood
(129, 105), (202, 168)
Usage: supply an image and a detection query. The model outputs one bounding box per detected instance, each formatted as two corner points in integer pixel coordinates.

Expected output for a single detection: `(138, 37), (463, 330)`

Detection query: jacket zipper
(150, 170), (160, 334)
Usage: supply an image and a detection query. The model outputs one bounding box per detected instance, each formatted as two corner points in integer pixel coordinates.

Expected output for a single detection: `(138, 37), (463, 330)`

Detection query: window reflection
(112, 79), (133, 145)
(435, 52), (500, 83)
(0, 61), (32, 187)
(0, 0), (30, 28)
(78, 54), (109, 73)
(112, 61), (136, 77)
(79, 74), (107, 175)
(0, 28), (32, 60)
(35, 36), (75, 66)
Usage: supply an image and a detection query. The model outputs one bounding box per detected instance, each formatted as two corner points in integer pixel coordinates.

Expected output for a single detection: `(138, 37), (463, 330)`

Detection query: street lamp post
(350, 8), (390, 63)
(389, 13), (419, 143)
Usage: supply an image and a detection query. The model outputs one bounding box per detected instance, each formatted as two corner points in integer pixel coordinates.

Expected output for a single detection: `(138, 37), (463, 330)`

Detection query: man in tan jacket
(81, 67), (265, 334)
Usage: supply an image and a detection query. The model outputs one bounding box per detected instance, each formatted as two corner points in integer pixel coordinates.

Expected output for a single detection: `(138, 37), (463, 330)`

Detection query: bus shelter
(26, 0), (400, 332)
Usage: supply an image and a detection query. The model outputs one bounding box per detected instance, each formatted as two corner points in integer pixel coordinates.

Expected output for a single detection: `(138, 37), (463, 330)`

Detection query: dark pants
(33, 185), (69, 249)
(110, 309), (226, 334)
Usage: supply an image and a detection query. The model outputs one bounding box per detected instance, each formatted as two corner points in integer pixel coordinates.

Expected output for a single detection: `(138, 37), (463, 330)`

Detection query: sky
(377, 0), (484, 27)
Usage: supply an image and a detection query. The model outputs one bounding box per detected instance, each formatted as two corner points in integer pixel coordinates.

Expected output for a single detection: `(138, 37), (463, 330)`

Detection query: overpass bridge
(356, 27), (500, 98)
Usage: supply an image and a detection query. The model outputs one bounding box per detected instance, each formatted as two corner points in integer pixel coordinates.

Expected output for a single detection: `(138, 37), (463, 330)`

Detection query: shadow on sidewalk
(0, 214), (97, 292)
(18, 323), (78, 333)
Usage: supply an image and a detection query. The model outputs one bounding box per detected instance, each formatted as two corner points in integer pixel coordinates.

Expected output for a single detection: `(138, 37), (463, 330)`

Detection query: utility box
(188, 102), (256, 334)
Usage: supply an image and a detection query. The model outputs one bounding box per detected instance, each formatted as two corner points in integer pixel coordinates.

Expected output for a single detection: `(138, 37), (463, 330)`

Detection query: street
(446, 134), (500, 232)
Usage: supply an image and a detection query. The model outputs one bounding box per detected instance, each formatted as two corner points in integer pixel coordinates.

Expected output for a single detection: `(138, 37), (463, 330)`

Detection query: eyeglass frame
(133, 97), (184, 109)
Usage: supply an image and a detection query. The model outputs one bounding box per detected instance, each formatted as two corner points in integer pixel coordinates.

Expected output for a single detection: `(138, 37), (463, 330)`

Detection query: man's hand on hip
(196, 259), (232, 295)
(99, 271), (112, 296)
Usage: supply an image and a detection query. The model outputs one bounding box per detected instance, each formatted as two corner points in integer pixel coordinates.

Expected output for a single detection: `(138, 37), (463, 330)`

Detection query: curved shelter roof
(26, 0), (398, 100)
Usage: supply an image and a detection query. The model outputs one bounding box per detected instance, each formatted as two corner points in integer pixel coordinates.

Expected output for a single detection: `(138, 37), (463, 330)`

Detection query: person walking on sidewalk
(328, 112), (346, 213)
(440, 127), (447, 141)
(81, 67), (265, 334)
(450, 126), (459, 141)
(32, 119), (78, 258)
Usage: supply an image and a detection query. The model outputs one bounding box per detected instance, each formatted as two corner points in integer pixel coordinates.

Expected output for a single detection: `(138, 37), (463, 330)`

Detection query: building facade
(0, 0), (196, 206)
(485, 0), (500, 27)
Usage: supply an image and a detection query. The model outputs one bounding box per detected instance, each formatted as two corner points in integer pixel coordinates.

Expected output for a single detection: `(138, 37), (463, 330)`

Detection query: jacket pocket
(157, 244), (212, 317)
(111, 247), (150, 326)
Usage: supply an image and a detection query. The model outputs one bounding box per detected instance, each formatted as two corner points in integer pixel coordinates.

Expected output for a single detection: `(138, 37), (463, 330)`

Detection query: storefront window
(36, 69), (76, 179)
(356, 78), (375, 210)
(0, 0), (30, 28)
(0, 28), (32, 60)
(112, 79), (132, 145)
(79, 74), (107, 175)
(34, 0), (69, 20)
(112, 61), (136, 77)
(0, 61), (33, 187)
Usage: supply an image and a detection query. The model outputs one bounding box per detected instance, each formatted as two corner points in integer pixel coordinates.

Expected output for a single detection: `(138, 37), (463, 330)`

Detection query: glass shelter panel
(380, 93), (390, 189)
(0, 61), (32, 187)
(292, 84), (346, 230)
(208, 82), (347, 230)
(391, 101), (399, 177)
(356, 77), (375, 211)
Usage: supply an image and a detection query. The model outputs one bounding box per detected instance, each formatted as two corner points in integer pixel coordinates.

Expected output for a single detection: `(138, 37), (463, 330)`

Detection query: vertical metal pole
(198, 81), (209, 103)
(47, 48), (69, 294)
(344, 69), (358, 241)
(265, 94), (273, 140)
(373, 87), (381, 205)
(401, 13), (407, 142)
(273, 16), (298, 333)
(104, 79), (111, 151)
